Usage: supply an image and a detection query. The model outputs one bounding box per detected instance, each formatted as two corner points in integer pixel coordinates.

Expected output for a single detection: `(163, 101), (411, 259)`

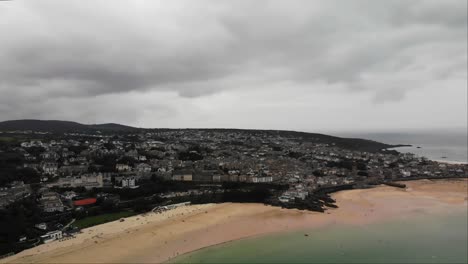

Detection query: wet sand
(3, 178), (467, 263)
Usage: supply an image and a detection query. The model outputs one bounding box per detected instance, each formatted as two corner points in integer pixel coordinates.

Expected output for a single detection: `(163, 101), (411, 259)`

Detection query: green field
(73, 211), (137, 229)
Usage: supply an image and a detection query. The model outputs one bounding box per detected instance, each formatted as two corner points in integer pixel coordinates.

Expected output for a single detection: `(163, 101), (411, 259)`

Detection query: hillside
(0, 119), (397, 152)
(0, 120), (138, 133)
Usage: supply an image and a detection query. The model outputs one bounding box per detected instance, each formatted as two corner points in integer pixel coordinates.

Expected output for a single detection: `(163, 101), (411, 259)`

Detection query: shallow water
(172, 211), (468, 263)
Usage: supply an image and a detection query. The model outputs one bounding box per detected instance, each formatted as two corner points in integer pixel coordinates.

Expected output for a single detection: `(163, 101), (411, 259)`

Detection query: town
(0, 127), (467, 256)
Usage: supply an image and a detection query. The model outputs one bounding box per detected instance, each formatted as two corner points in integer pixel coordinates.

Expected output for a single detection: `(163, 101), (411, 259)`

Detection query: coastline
(433, 160), (468, 165)
(386, 145), (467, 165)
(3, 178), (467, 264)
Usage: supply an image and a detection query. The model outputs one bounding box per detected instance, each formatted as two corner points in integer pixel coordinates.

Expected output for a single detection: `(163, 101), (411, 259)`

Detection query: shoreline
(433, 160), (468, 165)
(3, 178), (467, 264)
(385, 145), (467, 165)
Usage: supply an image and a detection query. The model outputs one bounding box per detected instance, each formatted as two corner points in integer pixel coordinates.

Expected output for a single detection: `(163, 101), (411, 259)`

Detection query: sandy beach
(3, 178), (467, 264)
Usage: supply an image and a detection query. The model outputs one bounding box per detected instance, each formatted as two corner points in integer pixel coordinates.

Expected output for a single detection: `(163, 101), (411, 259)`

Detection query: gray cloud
(0, 0), (466, 130)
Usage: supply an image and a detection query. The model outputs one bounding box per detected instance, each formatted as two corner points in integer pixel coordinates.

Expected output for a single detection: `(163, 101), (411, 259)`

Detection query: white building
(400, 170), (411, 177)
(35, 223), (47, 230)
(116, 164), (131, 172)
(252, 176), (273, 183)
(116, 177), (139, 189)
(48, 174), (103, 190)
(122, 177), (135, 188)
(41, 230), (63, 243)
(41, 162), (58, 176)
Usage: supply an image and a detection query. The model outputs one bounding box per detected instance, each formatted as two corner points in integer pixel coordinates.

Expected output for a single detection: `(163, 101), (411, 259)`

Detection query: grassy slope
(73, 211), (137, 229)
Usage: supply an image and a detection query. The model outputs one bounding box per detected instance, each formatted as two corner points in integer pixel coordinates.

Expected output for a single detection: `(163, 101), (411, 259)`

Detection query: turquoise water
(171, 212), (468, 263)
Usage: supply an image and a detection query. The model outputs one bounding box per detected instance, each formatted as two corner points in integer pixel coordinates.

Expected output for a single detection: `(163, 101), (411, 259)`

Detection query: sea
(341, 130), (468, 164)
(171, 212), (468, 263)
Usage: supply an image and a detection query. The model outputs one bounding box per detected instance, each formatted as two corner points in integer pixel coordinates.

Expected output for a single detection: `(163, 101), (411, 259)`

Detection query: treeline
(0, 151), (41, 186)
(0, 197), (43, 255)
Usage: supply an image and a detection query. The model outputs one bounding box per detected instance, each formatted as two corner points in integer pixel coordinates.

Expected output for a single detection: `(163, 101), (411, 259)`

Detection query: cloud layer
(0, 0), (466, 131)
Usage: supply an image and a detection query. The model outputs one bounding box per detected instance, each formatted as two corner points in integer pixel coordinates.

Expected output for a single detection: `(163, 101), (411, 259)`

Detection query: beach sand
(3, 178), (467, 263)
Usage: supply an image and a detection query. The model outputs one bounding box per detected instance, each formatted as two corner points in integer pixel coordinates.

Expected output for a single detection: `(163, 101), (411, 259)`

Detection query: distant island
(0, 119), (466, 257)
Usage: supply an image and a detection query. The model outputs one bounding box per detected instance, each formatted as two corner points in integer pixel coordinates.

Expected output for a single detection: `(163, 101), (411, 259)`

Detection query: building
(0, 182), (31, 208)
(400, 170), (411, 177)
(40, 151), (59, 161)
(212, 175), (221, 182)
(61, 191), (78, 200)
(58, 165), (89, 176)
(252, 176), (273, 183)
(238, 175), (249, 182)
(212, 174), (229, 182)
(116, 164), (131, 172)
(35, 223), (47, 230)
(40, 230), (63, 243)
(102, 173), (113, 187)
(172, 170), (193, 181)
(73, 198), (97, 207)
(122, 177), (137, 188)
(48, 173), (103, 190)
(41, 162), (58, 176)
(40, 192), (64, 213)
(122, 177), (136, 188)
(192, 170), (215, 182)
(135, 163), (152, 173)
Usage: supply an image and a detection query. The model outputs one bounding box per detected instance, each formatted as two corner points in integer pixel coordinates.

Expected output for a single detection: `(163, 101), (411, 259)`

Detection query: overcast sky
(0, 0), (466, 133)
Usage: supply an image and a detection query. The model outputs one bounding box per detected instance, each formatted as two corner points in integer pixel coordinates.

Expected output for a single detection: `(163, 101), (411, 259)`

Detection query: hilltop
(0, 119), (397, 152)
(0, 119), (138, 133)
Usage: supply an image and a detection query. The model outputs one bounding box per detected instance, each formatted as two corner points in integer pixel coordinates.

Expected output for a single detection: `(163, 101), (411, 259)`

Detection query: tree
(16, 168), (40, 184)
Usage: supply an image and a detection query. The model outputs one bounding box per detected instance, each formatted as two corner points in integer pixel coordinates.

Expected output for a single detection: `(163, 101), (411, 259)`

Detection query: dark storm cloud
(0, 0), (466, 129)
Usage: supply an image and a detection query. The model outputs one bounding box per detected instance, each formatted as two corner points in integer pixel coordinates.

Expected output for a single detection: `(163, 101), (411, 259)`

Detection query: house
(40, 230), (63, 243)
(41, 162), (58, 176)
(125, 150), (139, 159)
(212, 175), (221, 182)
(58, 165), (89, 176)
(115, 176), (139, 189)
(40, 151), (59, 161)
(400, 170), (411, 177)
(122, 177), (137, 188)
(317, 177), (328, 186)
(116, 164), (131, 172)
(135, 163), (151, 173)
